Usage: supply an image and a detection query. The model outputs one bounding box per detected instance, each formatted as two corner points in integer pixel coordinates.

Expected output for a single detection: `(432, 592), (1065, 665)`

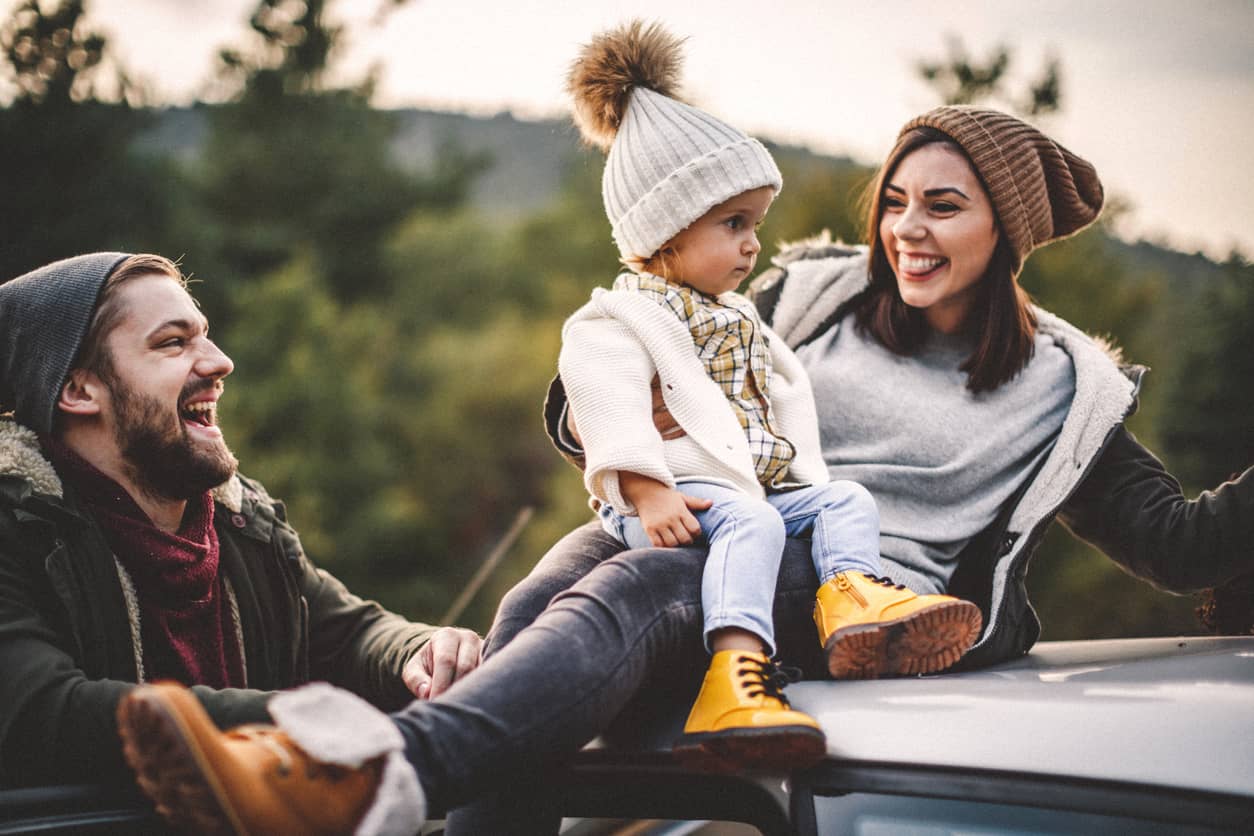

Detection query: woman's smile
(895, 252), (949, 280)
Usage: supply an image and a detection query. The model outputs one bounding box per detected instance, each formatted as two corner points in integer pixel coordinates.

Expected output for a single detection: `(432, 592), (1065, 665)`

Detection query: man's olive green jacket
(0, 417), (436, 786)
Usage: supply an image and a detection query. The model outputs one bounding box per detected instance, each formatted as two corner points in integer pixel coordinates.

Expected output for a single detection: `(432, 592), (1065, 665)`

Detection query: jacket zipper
(978, 369), (1145, 653)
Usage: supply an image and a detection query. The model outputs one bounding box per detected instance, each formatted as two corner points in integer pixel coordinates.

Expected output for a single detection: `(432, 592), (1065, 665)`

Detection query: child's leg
(617, 482), (824, 772)
(766, 480), (881, 582)
(617, 481), (782, 655)
(770, 482), (982, 680)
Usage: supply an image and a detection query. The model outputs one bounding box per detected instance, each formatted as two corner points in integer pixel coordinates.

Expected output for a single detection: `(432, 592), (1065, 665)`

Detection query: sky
(17, 0), (1254, 259)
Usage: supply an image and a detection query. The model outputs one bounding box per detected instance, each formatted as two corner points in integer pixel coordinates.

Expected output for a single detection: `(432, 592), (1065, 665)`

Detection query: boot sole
(118, 690), (244, 836)
(673, 725), (827, 773)
(824, 599), (982, 679)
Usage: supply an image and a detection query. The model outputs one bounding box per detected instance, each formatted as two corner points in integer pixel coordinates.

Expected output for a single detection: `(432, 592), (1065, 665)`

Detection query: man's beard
(109, 377), (239, 501)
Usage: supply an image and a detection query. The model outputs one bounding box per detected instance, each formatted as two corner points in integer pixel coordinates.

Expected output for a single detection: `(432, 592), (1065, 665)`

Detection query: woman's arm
(543, 374), (586, 467)
(1059, 425), (1254, 592)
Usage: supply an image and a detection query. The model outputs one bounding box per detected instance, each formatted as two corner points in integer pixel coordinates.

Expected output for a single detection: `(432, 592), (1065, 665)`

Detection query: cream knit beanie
(568, 20), (782, 264)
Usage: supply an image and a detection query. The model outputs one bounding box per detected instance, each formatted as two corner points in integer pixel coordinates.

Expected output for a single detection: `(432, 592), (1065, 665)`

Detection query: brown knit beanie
(886, 106), (1104, 273)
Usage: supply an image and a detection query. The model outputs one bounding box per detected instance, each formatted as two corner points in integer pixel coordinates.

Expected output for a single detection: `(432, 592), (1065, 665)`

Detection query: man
(7, 252), (791, 836)
(0, 253), (480, 788)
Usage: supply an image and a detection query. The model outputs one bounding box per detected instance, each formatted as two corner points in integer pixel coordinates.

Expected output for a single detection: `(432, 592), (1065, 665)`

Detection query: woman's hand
(564, 375), (685, 445)
(620, 471), (710, 547)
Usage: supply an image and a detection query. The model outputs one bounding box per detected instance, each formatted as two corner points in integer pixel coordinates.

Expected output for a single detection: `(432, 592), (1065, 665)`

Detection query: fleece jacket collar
(764, 243), (1144, 652)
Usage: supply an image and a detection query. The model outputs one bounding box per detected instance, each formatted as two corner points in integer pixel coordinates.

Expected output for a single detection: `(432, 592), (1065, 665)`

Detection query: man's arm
(0, 552), (272, 785)
(267, 509), (479, 709)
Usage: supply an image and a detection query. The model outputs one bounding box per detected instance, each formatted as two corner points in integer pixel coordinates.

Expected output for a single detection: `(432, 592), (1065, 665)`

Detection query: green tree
(192, 0), (484, 306)
(918, 35), (1061, 116)
(1158, 253), (1254, 490)
(0, 0), (171, 280)
(214, 246), (576, 630)
(764, 149), (870, 254)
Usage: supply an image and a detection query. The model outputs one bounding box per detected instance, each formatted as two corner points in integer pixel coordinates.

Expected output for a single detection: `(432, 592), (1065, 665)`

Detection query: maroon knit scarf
(43, 438), (245, 688)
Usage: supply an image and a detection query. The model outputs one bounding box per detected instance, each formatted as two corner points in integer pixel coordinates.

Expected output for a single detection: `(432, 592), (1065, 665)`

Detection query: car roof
(786, 636), (1254, 799)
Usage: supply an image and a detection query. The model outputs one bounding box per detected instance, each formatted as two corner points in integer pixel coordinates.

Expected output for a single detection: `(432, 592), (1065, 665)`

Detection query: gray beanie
(567, 20), (782, 263)
(0, 252), (130, 434)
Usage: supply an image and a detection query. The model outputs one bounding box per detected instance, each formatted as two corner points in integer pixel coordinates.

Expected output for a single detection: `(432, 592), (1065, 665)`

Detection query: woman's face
(878, 144), (999, 334)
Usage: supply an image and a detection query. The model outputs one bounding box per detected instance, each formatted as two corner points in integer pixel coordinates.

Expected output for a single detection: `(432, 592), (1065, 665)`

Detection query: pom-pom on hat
(0, 252), (130, 435)
(887, 106), (1104, 274)
(567, 19), (782, 264)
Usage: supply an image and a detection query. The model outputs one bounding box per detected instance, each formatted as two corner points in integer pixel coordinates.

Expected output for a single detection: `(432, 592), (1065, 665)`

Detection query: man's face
(96, 275), (238, 500)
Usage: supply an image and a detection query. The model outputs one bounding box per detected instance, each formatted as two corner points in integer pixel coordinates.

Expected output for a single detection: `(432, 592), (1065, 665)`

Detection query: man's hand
(620, 471), (710, 547)
(402, 626), (482, 700)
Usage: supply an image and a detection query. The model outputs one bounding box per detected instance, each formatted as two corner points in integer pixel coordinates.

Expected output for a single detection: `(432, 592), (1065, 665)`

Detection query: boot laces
(864, 573), (906, 591)
(737, 655), (803, 707)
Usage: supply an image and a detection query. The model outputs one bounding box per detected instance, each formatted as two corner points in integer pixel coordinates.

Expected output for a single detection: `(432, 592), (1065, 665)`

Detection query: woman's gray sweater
(796, 321), (1074, 595)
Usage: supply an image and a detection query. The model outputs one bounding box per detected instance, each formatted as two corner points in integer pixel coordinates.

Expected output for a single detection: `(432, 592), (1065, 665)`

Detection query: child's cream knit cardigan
(559, 287), (830, 515)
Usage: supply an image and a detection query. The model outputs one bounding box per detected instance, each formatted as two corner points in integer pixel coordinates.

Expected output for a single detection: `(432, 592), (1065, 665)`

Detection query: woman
(439, 106), (1254, 834)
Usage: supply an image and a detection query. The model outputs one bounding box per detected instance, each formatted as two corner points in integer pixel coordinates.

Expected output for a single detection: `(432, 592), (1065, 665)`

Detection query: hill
(135, 105), (866, 219)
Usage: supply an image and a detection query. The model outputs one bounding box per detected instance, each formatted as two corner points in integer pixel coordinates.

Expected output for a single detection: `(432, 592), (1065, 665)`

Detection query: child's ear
(57, 369), (105, 417)
(656, 245), (680, 277)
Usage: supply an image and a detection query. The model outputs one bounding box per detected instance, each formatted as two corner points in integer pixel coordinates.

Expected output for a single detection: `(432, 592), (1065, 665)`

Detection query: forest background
(2, 0), (1251, 638)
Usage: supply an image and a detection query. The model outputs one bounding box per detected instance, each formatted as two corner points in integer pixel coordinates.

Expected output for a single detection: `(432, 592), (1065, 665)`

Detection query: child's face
(662, 186), (774, 296)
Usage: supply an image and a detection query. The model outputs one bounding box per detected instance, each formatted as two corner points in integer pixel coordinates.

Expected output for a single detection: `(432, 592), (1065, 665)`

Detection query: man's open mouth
(181, 401), (217, 427)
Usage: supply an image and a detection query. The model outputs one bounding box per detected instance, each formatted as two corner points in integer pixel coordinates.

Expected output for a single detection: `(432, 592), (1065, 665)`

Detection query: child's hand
(620, 472), (711, 547)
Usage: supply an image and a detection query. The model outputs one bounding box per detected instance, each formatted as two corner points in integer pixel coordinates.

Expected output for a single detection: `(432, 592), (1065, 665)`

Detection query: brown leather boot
(118, 683), (382, 835)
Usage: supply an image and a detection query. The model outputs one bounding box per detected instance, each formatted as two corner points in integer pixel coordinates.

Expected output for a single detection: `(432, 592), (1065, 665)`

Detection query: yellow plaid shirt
(613, 272), (796, 487)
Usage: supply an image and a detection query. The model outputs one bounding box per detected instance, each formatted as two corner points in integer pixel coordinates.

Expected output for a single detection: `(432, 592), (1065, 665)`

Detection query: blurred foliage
(0, 0), (170, 280)
(1158, 253), (1254, 490)
(187, 0), (487, 313)
(918, 34), (1061, 117)
(1, 3), (1247, 638)
(2, 0), (107, 103)
(766, 149), (870, 249)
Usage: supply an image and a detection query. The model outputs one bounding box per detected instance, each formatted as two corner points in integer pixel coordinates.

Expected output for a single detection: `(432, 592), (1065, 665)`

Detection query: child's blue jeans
(599, 479), (880, 655)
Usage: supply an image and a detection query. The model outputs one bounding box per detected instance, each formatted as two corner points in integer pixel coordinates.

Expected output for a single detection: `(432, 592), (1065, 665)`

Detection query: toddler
(559, 20), (981, 772)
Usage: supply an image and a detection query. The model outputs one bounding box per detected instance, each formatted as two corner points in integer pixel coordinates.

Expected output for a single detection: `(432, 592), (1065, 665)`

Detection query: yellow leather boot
(814, 571), (982, 680)
(675, 649), (826, 773)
